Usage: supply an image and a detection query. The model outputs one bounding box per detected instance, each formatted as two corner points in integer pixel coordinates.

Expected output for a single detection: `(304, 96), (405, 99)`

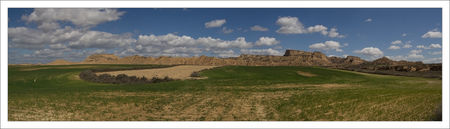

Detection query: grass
(8, 64), (442, 121)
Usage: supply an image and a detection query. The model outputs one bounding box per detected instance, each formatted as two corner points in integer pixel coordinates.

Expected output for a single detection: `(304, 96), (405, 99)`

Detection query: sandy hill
(47, 59), (76, 65)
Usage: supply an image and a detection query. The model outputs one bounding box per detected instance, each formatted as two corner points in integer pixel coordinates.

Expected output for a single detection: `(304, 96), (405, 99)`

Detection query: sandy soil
(97, 65), (218, 80)
(296, 71), (317, 77)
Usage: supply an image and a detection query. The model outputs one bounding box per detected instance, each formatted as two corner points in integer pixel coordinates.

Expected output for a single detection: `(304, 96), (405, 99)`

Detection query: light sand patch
(96, 65), (218, 80)
(296, 71), (316, 77)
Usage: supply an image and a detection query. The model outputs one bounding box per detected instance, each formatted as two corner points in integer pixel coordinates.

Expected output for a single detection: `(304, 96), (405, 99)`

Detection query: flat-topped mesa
(284, 50), (312, 56)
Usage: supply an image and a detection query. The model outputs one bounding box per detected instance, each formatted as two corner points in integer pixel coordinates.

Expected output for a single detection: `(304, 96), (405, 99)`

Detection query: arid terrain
(97, 65), (217, 80)
(7, 49), (442, 121)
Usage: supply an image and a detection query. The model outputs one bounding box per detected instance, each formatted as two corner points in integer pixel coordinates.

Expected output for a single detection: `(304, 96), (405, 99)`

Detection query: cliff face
(74, 50), (333, 66)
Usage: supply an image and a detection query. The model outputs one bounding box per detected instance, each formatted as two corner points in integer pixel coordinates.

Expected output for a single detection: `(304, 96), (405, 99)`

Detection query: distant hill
(46, 49), (441, 75)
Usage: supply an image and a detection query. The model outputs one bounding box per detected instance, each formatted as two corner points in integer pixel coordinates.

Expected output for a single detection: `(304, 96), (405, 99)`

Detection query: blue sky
(8, 8), (442, 64)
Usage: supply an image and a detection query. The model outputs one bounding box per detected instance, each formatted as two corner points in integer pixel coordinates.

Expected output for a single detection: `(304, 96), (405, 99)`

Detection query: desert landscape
(7, 8), (443, 122)
(8, 50), (442, 121)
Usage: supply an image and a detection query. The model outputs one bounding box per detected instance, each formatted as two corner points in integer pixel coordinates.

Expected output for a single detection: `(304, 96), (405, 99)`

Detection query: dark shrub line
(79, 70), (175, 84)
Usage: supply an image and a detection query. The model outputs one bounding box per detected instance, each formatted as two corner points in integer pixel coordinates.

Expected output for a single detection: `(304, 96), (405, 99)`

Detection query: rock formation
(47, 49), (441, 73)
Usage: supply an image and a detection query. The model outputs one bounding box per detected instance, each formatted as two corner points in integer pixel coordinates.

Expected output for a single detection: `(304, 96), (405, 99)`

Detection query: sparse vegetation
(8, 64), (442, 121)
(79, 69), (174, 84)
(190, 71), (201, 77)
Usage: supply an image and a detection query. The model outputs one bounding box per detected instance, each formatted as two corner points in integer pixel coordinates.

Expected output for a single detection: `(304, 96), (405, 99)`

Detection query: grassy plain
(8, 64), (442, 121)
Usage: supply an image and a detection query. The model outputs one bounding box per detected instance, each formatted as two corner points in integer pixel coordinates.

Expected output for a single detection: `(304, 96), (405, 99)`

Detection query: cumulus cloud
(429, 51), (442, 55)
(205, 19), (226, 28)
(423, 57), (442, 63)
(365, 18), (372, 22)
(9, 26), (136, 50)
(327, 28), (345, 38)
(255, 37), (280, 46)
(68, 31), (136, 49)
(408, 50), (424, 59)
(403, 43), (412, 48)
(276, 16), (307, 34)
(388, 45), (400, 50)
(8, 26), (83, 49)
(391, 40), (402, 45)
(422, 29), (442, 38)
(402, 33), (407, 37)
(222, 27), (233, 34)
(353, 47), (384, 59)
(250, 25), (269, 31)
(137, 33), (254, 49)
(240, 48), (283, 56)
(416, 44), (441, 49)
(309, 40), (343, 52)
(212, 50), (239, 57)
(275, 16), (344, 38)
(307, 25), (328, 35)
(22, 8), (125, 28)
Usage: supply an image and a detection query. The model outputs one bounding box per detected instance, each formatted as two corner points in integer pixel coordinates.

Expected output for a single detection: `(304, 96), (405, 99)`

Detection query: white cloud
(8, 26), (84, 49)
(275, 16), (344, 38)
(250, 25), (269, 31)
(205, 19), (226, 28)
(68, 31), (136, 49)
(22, 8), (125, 28)
(212, 50), (239, 57)
(408, 50), (424, 59)
(423, 57), (442, 63)
(255, 37), (280, 46)
(365, 18), (372, 22)
(137, 34), (254, 49)
(240, 48), (283, 56)
(388, 45), (400, 50)
(422, 30), (442, 38)
(309, 40), (343, 52)
(402, 33), (407, 37)
(276, 16), (307, 34)
(353, 47), (384, 59)
(429, 51), (442, 55)
(416, 44), (441, 49)
(391, 40), (402, 45)
(222, 27), (233, 34)
(307, 25), (328, 35)
(37, 22), (60, 32)
(327, 28), (345, 38)
(403, 43), (412, 48)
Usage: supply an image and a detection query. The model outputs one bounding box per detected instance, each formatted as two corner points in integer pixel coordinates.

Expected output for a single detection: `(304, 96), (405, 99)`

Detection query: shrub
(190, 72), (201, 77)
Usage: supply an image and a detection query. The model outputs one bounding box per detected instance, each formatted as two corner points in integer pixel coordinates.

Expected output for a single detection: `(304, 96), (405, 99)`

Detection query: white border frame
(1, 1), (449, 128)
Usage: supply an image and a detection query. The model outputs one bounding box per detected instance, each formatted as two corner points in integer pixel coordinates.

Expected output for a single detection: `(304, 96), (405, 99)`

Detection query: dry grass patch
(97, 65), (218, 80)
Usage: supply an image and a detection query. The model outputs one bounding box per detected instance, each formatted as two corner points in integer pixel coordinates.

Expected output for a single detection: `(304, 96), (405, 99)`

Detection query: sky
(8, 8), (442, 64)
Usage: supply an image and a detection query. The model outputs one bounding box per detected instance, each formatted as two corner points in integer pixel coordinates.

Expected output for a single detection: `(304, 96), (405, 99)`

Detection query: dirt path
(97, 65), (218, 80)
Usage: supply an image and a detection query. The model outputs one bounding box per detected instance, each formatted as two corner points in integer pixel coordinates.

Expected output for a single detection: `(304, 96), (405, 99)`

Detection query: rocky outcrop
(47, 50), (441, 73)
(69, 50), (335, 66)
(328, 56), (366, 66)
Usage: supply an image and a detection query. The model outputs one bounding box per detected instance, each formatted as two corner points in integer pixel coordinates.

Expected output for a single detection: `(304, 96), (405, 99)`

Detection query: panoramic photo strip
(7, 8), (442, 121)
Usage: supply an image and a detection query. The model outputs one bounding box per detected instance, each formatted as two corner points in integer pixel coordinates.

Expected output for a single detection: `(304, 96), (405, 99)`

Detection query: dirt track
(97, 65), (218, 80)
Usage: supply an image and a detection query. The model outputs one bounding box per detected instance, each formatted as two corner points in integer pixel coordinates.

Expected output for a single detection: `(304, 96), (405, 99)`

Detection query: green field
(8, 64), (442, 121)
